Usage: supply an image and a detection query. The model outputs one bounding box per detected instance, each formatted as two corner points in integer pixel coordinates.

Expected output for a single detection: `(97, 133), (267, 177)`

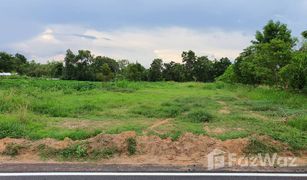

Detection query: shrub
(2, 143), (23, 157)
(91, 147), (118, 159)
(216, 65), (238, 83)
(244, 138), (279, 155)
(58, 144), (88, 160)
(184, 109), (213, 123)
(126, 137), (137, 155)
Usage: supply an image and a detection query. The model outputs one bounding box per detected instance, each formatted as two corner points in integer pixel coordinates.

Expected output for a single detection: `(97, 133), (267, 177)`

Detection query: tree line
(1, 20), (306, 90)
(0, 50), (231, 82)
(218, 20), (307, 90)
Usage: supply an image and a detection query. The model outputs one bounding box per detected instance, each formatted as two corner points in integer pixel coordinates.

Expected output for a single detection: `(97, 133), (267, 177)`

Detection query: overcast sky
(0, 0), (306, 66)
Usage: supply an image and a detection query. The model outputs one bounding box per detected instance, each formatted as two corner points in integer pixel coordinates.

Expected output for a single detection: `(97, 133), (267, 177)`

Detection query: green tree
(75, 50), (94, 80)
(124, 63), (147, 81)
(93, 56), (119, 73)
(213, 57), (231, 78)
(253, 20), (296, 46)
(301, 30), (307, 39)
(162, 61), (186, 82)
(279, 51), (307, 90)
(63, 49), (77, 80)
(148, 58), (163, 81)
(217, 65), (238, 83)
(300, 31), (307, 52)
(278, 32), (307, 90)
(48, 61), (63, 78)
(233, 20), (295, 85)
(0, 52), (15, 72)
(95, 63), (113, 81)
(193, 56), (213, 82)
(182, 50), (196, 80)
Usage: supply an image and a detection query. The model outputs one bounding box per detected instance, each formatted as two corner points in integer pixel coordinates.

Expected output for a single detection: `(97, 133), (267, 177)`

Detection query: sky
(0, 0), (306, 66)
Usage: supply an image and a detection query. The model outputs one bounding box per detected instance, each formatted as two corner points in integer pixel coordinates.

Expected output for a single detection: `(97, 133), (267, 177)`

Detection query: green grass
(244, 138), (279, 155)
(0, 77), (306, 151)
(38, 143), (119, 161)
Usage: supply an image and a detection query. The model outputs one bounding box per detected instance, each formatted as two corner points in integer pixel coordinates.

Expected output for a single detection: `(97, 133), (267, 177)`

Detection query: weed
(288, 115), (307, 131)
(2, 143), (23, 157)
(126, 137), (137, 155)
(91, 147), (118, 159)
(0, 120), (26, 138)
(58, 144), (88, 160)
(244, 138), (279, 155)
(215, 131), (250, 141)
(17, 104), (30, 123)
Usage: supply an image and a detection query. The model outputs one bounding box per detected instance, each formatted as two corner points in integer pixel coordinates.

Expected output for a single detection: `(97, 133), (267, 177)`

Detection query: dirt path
(143, 119), (170, 134)
(148, 119), (170, 130)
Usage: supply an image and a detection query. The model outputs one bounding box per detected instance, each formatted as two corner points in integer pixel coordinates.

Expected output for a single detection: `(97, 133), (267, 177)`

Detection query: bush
(58, 144), (88, 160)
(126, 137), (137, 155)
(91, 147), (118, 159)
(244, 138), (279, 155)
(2, 143), (23, 157)
(217, 65), (238, 83)
(184, 109), (213, 123)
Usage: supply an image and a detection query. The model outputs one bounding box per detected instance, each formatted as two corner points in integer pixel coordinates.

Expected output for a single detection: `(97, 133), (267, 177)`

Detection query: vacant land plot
(0, 77), (306, 165)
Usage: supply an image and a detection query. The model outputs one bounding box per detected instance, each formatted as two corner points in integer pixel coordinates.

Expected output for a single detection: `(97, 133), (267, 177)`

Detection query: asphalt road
(0, 173), (306, 180)
(0, 164), (306, 180)
(0, 163), (306, 172)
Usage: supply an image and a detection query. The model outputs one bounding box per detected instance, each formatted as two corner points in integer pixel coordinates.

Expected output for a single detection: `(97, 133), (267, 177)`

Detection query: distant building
(0, 72), (12, 76)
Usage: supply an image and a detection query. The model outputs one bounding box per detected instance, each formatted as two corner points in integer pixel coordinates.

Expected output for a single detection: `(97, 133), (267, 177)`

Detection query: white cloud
(11, 25), (252, 66)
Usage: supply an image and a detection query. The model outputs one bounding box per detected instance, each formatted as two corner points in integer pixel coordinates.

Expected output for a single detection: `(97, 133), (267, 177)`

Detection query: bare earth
(0, 131), (306, 172)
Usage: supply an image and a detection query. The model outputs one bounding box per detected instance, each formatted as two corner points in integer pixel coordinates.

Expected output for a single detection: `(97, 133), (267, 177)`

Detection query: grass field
(0, 77), (306, 152)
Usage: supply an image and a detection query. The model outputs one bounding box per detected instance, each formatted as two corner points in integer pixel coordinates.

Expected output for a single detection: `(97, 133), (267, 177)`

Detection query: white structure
(0, 72), (12, 76)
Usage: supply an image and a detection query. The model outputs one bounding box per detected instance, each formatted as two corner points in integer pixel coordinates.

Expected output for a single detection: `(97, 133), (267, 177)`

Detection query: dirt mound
(88, 131), (136, 153)
(0, 132), (305, 168)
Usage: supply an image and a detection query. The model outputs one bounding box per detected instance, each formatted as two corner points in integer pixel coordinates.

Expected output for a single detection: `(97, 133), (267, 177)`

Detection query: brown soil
(0, 132), (306, 168)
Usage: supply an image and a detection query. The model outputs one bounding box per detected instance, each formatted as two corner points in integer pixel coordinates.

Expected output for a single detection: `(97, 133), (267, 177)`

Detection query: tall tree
(124, 63), (147, 81)
(148, 58), (163, 81)
(194, 56), (213, 82)
(62, 49), (76, 80)
(182, 50), (197, 81)
(253, 20), (296, 46)
(213, 57), (231, 78)
(234, 20), (295, 85)
(0, 52), (15, 72)
(162, 61), (186, 82)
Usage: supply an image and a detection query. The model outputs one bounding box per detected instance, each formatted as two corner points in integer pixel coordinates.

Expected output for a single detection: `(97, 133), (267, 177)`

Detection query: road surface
(0, 164), (306, 180)
(0, 172), (306, 180)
